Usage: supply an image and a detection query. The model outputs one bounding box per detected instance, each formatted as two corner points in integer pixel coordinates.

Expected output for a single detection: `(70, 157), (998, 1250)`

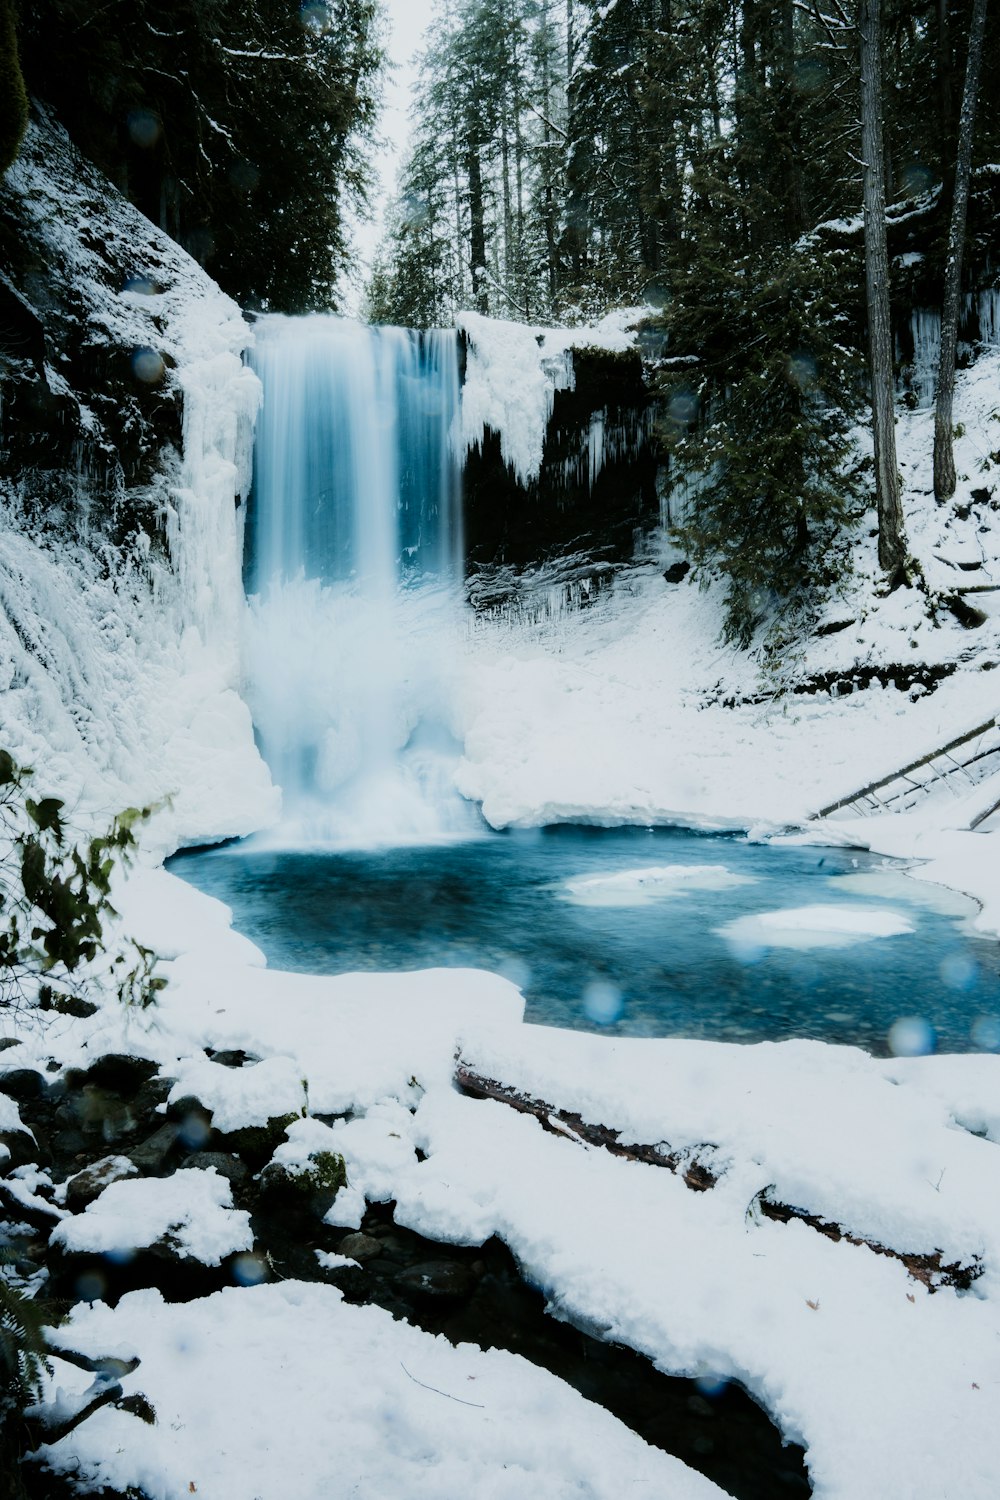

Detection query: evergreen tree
(934, 0), (990, 499)
(17, 0), (384, 312)
(0, 0), (28, 175)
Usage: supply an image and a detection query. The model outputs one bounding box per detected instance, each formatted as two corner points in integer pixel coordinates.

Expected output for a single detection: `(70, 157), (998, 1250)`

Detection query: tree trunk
(937, 0), (955, 155)
(466, 145), (489, 312)
(933, 0), (989, 501)
(859, 0), (907, 577)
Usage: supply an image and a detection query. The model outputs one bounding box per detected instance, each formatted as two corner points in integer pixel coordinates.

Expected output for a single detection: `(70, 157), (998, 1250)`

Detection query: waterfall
(244, 315), (476, 846)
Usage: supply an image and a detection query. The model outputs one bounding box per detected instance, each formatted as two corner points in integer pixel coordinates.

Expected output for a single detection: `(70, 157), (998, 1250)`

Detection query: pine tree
(934, 0), (990, 499)
(0, 0), (28, 175)
(17, 0), (384, 312)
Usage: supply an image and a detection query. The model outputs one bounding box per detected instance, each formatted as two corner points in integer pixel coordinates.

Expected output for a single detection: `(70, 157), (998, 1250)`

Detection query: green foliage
(17, 0), (384, 312)
(657, 15), (867, 645)
(0, 0), (29, 175)
(0, 751), (164, 1016)
(0, 1255), (50, 1412)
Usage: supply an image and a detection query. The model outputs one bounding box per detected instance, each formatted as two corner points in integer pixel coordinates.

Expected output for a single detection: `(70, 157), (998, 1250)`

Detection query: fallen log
(755, 1193), (980, 1291)
(454, 1063), (716, 1191)
(454, 1062), (982, 1292)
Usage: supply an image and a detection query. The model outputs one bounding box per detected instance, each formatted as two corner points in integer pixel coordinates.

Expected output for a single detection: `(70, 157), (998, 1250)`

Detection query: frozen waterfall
(245, 316), (476, 846)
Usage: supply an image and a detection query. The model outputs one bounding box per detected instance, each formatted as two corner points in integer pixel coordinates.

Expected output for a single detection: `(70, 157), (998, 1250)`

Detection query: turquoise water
(170, 827), (1000, 1057)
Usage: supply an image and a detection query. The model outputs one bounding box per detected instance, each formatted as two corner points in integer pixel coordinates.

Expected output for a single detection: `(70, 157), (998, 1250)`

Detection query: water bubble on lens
(178, 1111), (211, 1150)
(300, 1), (330, 31)
(232, 1252), (268, 1287)
(888, 1016), (935, 1057)
(131, 347), (165, 384)
(127, 109), (161, 149)
(901, 161), (935, 197)
(400, 193), (430, 230)
(104, 1245), (136, 1266)
(971, 1015), (1000, 1050)
(582, 980), (623, 1025)
(788, 351), (817, 389)
(75, 1270), (106, 1302)
(940, 953), (977, 991)
(668, 388), (699, 426)
(695, 1373), (729, 1399)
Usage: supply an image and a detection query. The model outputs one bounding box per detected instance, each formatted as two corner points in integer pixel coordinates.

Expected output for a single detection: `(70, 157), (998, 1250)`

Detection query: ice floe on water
(827, 868), (979, 920)
(717, 904), (914, 955)
(560, 862), (755, 907)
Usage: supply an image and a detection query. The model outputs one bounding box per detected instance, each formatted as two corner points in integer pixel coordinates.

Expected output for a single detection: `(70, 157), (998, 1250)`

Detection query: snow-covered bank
(9, 870), (999, 1500)
(0, 114), (276, 848)
(450, 342), (1000, 933)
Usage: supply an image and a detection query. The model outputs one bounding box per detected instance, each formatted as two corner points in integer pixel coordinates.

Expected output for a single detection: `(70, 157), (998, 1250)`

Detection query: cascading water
(244, 315), (477, 846)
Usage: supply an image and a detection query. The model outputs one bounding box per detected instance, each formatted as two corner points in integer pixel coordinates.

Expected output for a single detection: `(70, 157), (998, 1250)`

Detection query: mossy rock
(259, 1149), (347, 1219)
(220, 1113), (301, 1169)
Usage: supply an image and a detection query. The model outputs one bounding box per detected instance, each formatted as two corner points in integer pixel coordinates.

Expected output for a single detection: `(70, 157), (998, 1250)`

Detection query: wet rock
(84, 1054), (159, 1098)
(663, 559), (691, 584)
(65, 1154), (138, 1212)
(184, 1151), (250, 1193)
(0, 1129), (38, 1172)
(945, 592), (989, 628)
(338, 1232), (382, 1263)
(0, 1068), (47, 1102)
(394, 1259), (479, 1301)
(127, 1122), (179, 1174)
(208, 1049), (260, 1069)
(131, 1075), (172, 1123)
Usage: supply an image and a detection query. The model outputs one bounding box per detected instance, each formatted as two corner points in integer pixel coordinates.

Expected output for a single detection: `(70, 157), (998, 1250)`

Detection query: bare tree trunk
(859, 0), (907, 577)
(937, 0), (955, 152)
(466, 146), (489, 313)
(934, 0), (989, 501)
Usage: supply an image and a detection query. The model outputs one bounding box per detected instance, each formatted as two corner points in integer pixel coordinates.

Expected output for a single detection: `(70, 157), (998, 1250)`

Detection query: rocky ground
(1, 1042), (808, 1500)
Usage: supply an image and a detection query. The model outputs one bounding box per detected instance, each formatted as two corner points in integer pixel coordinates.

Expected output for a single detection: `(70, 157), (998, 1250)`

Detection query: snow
(3, 188), (1000, 1499)
(5, 801), (998, 1499)
(717, 904), (914, 953)
(50, 1168), (253, 1265)
(457, 307), (643, 484)
(35, 1283), (728, 1500)
(0, 114), (277, 851)
(165, 1055), (306, 1134)
(560, 863), (756, 906)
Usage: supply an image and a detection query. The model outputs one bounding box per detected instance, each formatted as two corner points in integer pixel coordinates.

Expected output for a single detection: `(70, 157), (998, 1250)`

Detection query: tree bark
(859, 0), (907, 577)
(454, 1061), (981, 1291)
(466, 144), (489, 312)
(933, 0), (989, 501)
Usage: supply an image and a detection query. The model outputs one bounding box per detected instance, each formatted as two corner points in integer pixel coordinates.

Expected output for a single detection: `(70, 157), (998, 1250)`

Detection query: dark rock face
(0, 120), (182, 547)
(463, 345), (658, 575)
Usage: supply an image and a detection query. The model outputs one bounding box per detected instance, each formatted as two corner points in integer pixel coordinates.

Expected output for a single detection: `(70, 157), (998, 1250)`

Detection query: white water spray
(244, 316), (476, 846)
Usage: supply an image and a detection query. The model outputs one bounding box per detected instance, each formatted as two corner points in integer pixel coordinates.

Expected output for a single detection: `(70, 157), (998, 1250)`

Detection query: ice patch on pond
(718, 904), (914, 956)
(828, 870), (978, 921)
(560, 863), (755, 907)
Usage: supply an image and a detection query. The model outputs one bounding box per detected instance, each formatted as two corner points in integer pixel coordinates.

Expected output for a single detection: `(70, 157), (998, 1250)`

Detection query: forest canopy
(14, 0), (385, 313)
